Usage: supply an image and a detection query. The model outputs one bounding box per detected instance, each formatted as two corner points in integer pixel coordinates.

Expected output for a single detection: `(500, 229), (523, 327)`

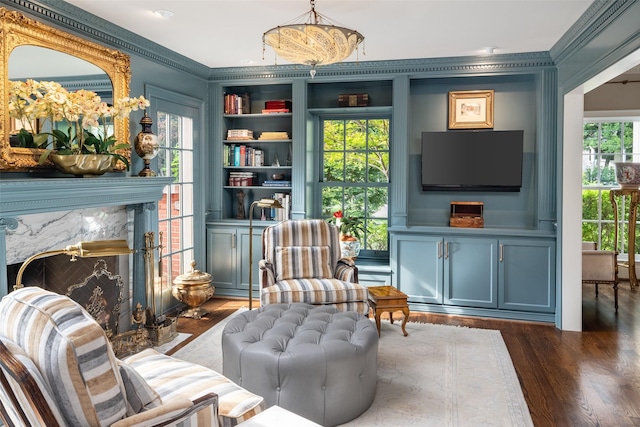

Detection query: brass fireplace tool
(143, 231), (177, 346)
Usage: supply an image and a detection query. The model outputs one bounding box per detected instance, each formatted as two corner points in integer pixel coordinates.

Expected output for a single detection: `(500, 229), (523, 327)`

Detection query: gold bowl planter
(49, 153), (116, 177)
(172, 260), (214, 319)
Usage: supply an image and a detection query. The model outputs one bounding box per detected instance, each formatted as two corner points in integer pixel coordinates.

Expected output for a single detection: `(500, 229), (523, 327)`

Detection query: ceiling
(63, 0), (597, 69)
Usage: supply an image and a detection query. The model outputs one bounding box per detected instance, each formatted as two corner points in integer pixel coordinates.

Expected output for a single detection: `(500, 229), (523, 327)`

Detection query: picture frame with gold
(448, 90), (494, 129)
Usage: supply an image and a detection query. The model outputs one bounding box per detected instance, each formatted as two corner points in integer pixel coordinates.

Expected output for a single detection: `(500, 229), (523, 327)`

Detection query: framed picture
(448, 90), (494, 129)
(10, 117), (38, 134)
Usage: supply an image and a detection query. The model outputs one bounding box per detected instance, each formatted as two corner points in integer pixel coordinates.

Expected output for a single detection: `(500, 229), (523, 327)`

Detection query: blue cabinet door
(499, 239), (556, 313)
(206, 226), (236, 290)
(444, 237), (498, 308)
(393, 235), (443, 304)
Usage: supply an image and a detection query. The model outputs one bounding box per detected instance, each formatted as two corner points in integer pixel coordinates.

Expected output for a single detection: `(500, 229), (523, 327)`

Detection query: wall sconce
(248, 199), (283, 309)
(14, 240), (134, 291)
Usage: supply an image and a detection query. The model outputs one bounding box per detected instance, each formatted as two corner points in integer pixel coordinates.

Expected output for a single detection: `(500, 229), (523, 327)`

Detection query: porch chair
(0, 286), (265, 427)
(581, 241), (619, 312)
(258, 219), (369, 315)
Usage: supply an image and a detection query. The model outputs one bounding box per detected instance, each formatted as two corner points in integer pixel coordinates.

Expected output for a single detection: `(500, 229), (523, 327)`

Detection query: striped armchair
(0, 287), (265, 427)
(258, 219), (369, 315)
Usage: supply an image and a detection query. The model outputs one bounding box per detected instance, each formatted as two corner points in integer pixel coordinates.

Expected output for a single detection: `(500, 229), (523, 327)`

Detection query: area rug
(154, 332), (191, 354)
(172, 312), (533, 427)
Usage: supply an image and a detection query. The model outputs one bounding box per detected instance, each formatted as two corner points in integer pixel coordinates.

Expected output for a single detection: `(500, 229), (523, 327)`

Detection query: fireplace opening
(7, 254), (132, 336)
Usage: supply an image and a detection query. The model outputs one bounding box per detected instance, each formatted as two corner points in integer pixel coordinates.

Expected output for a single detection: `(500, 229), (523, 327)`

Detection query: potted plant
(328, 210), (364, 258)
(8, 79), (149, 176)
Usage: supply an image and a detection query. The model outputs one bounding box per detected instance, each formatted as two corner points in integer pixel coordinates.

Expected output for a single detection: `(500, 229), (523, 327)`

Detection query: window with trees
(582, 120), (639, 252)
(320, 116), (390, 258)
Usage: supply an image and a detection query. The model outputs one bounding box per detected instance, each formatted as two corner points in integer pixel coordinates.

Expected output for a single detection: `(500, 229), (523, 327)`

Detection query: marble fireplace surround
(0, 177), (174, 316)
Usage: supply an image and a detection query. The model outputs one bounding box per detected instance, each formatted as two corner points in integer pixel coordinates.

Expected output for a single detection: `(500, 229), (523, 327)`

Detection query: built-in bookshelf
(222, 83), (293, 221)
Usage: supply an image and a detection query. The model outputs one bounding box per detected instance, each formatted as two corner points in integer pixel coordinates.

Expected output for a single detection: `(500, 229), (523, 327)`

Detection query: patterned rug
(172, 310), (533, 427)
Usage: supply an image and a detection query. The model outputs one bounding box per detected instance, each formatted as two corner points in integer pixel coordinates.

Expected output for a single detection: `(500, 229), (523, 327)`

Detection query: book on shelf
(265, 100), (292, 111)
(271, 192), (291, 221)
(224, 144), (265, 167)
(258, 131), (289, 140)
(228, 171), (256, 186)
(227, 129), (253, 140)
(262, 109), (290, 114)
(224, 93), (250, 115)
(239, 145), (246, 166)
(262, 180), (291, 187)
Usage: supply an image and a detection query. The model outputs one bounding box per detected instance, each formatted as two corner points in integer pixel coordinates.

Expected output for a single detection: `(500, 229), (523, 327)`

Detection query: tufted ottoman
(222, 303), (378, 427)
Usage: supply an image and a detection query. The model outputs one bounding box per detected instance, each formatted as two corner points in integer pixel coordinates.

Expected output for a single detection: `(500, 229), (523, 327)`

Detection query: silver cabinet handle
(499, 244), (504, 262)
(232, 232), (236, 249)
(445, 241), (449, 259)
(438, 241), (442, 259)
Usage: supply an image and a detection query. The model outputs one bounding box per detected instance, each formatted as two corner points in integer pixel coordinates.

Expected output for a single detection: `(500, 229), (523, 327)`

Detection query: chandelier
(262, 0), (364, 78)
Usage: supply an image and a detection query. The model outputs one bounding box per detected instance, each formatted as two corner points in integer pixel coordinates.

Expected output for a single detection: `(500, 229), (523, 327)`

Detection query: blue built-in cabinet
(392, 230), (556, 322)
(205, 64), (558, 321)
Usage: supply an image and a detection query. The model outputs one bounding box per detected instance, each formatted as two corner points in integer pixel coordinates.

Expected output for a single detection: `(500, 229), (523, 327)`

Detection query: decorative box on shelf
(338, 93), (369, 107)
(450, 201), (484, 228)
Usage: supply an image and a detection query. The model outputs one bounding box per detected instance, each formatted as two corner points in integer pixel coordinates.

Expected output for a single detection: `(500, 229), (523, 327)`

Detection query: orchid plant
(8, 79), (150, 170)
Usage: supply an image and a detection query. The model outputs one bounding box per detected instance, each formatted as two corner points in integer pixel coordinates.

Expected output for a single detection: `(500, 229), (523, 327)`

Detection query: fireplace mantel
(0, 177), (174, 216)
(0, 176), (174, 299)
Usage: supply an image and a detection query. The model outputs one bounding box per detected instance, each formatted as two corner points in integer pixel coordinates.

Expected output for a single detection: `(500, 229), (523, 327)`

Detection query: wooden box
(338, 93), (369, 107)
(450, 202), (484, 228)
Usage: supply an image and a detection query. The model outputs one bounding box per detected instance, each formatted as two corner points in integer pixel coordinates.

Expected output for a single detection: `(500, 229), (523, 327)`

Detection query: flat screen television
(421, 130), (524, 192)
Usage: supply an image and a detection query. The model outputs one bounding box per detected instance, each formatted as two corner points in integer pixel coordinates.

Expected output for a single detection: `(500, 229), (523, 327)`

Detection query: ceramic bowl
(614, 162), (640, 189)
(271, 173), (285, 180)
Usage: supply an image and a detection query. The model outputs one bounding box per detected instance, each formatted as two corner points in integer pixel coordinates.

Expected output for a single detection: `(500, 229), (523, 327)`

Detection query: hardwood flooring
(171, 282), (640, 427)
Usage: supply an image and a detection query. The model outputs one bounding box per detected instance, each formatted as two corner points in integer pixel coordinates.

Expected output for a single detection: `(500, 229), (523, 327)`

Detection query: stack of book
(228, 171), (256, 186)
(227, 129), (254, 140)
(262, 180), (291, 187)
(272, 192), (291, 221)
(225, 144), (264, 167)
(258, 131), (289, 140)
(224, 93), (250, 115)
(262, 100), (292, 114)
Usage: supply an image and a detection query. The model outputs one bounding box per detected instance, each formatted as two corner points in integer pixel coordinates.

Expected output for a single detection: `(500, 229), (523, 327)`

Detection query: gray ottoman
(222, 303), (378, 427)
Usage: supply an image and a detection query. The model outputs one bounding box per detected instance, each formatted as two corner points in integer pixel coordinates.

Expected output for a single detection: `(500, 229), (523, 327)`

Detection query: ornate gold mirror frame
(0, 7), (131, 171)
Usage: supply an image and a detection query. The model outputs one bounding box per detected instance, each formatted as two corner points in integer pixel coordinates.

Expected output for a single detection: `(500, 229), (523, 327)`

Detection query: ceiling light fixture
(483, 46), (496, 54)
(153, 9), (174, 18)
(262, 0), (364, 78)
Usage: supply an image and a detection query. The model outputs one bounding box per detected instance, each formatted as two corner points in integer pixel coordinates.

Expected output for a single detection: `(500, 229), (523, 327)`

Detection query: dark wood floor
(170, 283), (640, 427)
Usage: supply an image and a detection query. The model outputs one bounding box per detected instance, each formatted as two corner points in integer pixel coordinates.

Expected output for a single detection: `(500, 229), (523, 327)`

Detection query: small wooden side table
(367, 285), (410, 337)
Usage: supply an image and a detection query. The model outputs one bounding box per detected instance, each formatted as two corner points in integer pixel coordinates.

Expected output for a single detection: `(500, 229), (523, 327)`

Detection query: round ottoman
(222, 303), (378, 427)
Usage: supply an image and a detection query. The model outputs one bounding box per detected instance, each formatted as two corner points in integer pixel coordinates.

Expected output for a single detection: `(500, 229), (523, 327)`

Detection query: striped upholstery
(259, 220), (369, 314)
(0, 287), (127, 426)
(117, 360), (162, 415)
(275, 246), (332, 280)
(0, 336), (67, 426)
(123, 349), (266, 427)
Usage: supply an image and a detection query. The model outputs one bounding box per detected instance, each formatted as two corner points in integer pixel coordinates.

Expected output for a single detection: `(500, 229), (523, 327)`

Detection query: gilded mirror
(0, 7), (131, 171)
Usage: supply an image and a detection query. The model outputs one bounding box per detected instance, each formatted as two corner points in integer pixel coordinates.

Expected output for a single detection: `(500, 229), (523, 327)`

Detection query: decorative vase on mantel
(134, 112), (160, 177)
(49, 153), (116, 177)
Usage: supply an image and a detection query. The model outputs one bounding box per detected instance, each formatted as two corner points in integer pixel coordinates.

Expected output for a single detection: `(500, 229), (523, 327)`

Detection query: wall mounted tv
(421, 130), (524, 192)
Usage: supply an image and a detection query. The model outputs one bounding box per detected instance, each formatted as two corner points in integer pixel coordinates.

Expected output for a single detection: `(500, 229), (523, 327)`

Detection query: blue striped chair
(0, 287), (265, 427)
(258, 219), (369, 315)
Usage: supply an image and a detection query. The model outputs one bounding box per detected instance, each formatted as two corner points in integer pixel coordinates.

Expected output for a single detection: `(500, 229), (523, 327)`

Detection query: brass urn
(171, 260), (214, 319)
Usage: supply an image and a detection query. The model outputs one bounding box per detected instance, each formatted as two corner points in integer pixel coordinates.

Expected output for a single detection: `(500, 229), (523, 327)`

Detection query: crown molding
(208, 52), (555, 81)
(2, 0), (210, 80)
(550, 0), (632, 63)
